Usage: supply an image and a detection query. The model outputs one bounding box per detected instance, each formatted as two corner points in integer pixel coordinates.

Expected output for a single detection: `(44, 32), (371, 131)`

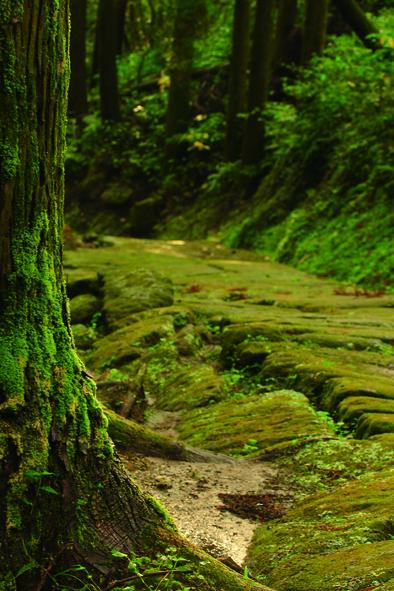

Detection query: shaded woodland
(0, 1), (394, 591)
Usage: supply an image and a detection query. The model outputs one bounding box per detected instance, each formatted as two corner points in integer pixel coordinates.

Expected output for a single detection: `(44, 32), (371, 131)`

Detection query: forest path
(65, 237), (394, 590)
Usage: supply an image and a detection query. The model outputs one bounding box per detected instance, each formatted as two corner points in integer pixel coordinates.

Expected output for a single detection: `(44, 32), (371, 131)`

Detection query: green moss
(178, 390), (335, 455)
(0, 144), (19, 180)
(248, 470), (394, 589)
(152, 365), (226, 411)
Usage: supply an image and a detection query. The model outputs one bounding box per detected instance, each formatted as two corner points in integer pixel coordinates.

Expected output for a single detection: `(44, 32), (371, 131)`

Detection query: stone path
(65, 237), (394, 591)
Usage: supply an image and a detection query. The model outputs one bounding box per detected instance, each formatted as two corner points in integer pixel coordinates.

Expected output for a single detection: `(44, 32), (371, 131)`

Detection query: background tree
(165, 0), (207, 145)
(274, 0), (298, 69)
(0, 3), (268, 590)
(97, 0), (121, 121)
(225, 0), (251, 161)
(241, 0), (276, 165)
(69, 0), (88, 120)
(302, 0), (330, 64)
(333, 0), (380, 48)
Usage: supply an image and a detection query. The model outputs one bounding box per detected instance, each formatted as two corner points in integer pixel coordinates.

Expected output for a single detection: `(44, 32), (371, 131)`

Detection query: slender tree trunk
(165, 0), (207, 157)
(332, 0), (379, 49)
(225, 0), (251, 161)
(241, 0), (276, 165)
(97, 0), (121, 121)
(274, 0), (298, 67)
(302, 0), (329, 64)
(165, 2), (195, 140)
(117, 0), (128, 54)
(69, 0), (88, 119)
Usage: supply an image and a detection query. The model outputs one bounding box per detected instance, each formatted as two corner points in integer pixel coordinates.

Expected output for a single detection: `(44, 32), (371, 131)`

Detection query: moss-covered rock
(356, 413), (394, 438)
(72, 323), (96, 350)
(371, 433), (394, 450)
(65, 268), (102, 298)
(70, 293), (101, 324)
(154, 365), (226, 411)
(177, 390), (335, 455)
(103, 268), (174, 328)
(267, 541), (394, 591)
(338, 396), (394, 423)
(88, 316), (175, 369)
(323, 376), (394, 411)
(248, 470), (394, 589)
(100, 182), (134, 206)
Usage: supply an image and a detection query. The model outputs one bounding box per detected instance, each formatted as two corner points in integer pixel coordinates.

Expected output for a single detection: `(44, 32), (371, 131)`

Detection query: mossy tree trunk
(333, 0), (379, 49)
(0, 2), (163, 587)
(241, 0), (276, 166)
(69, 0), (88, 120)
(302, 0), (329, 64)
(165, 0), (207, 157)
(97, 0), (121, 121)
(0, 4), (269, 591)
(225, 0), (251, 161)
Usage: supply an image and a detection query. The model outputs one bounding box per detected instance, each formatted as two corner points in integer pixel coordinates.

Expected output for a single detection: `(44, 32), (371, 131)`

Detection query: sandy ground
(127, 454), (285, 566)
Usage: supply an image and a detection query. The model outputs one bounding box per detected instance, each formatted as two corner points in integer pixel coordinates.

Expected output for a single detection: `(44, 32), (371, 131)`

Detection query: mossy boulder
(177, 390), (335, 455)
(267, 541), (394, 591)
(356, 413), (394, 438)
(65, 268), (102, 298)
(153, 365), (226, 411)
(70, 293), (101, 324)
(103, 268), (174, 329)
(72, 324), (95, 350)
(371, 433), (394, 450)
(323, 376), (394, 411)
(248, 470), (394, 589)
(88, 316), (175, 369)
(338, 396), (394, 424)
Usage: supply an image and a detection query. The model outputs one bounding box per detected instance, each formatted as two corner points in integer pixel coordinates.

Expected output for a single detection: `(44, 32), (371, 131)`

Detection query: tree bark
(117, 0), (128, 54)
(69, 0), (88, 119)
(274, 0), (298, 67)
(302, 0), (329, 64)
(97, 0), (121, 121)
(332, 0), (379, 49)
(165, 0), (207, 157)
(241, 0), (276, 165)
(0, 4), (270, 591)
(225, 0), (251, 161)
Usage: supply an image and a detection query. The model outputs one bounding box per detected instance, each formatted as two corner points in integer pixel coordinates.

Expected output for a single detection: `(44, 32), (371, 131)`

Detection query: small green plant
(242, 438), (259, 455)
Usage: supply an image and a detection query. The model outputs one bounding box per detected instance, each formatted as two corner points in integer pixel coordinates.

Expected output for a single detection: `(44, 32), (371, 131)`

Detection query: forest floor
(65, 237), (394, 591)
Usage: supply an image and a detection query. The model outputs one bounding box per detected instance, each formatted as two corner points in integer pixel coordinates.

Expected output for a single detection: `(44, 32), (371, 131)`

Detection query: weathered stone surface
(70, 293), (101, 324)
(178, 390), (335, 455)
(88, 316), (175, 369)
(338, 396), (394, 423)
(72, 324), (95, 350)
(103, 268), (174, 328)
(153, 365), (226, 411)
(267, 541), (394, 591)
(248, 470), (394, 589)
(65, 268), (102, 298)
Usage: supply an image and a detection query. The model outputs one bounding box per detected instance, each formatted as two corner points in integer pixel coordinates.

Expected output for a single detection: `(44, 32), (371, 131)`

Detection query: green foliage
(284, 439), (394, 495)
(229, 15), (394, 289)
(48, 548), (203, 590)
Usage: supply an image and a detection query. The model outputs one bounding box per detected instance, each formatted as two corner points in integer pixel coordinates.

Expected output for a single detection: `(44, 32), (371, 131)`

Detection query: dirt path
(129, 454), (283, 566)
